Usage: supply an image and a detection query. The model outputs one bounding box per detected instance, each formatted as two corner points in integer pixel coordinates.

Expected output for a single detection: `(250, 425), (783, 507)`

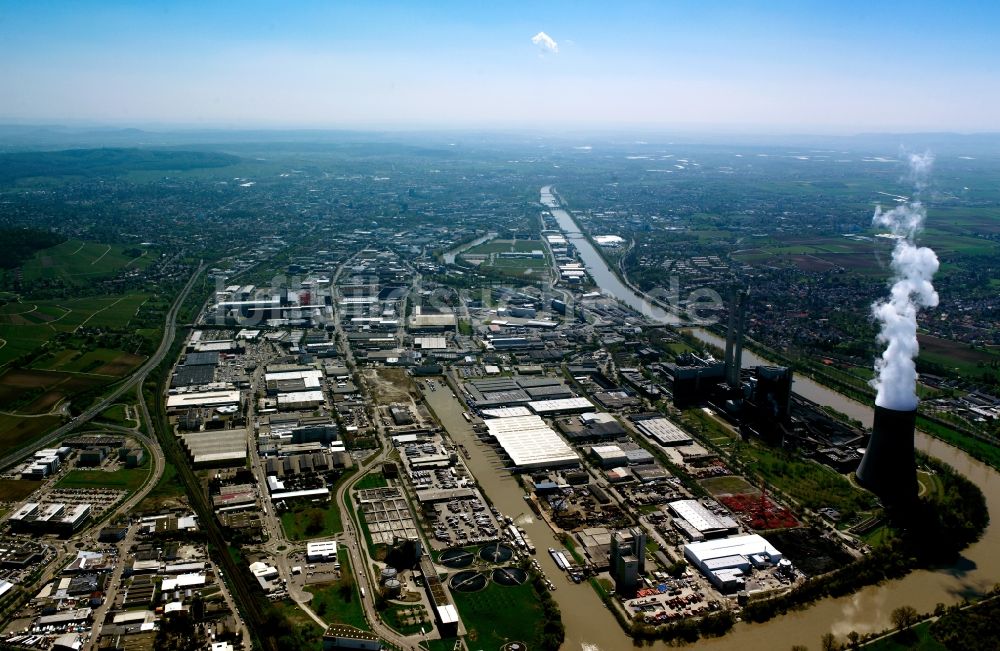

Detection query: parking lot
(428, 496), (499, 547)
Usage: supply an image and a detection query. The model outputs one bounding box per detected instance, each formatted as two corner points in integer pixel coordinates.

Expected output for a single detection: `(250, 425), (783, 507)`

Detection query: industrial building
(179, 429), (247, 466)
(166, 390), (242, 412)
(484, 415), (579, 470)
(610, 527), (646, 595)
(667, 499), (739, 541)
(632, 416), (693, 447)
(307, 541), (339, 563)
(528, 397), (594, 415)
(683, 534), (783, 592)
(8, 502), (91, 535)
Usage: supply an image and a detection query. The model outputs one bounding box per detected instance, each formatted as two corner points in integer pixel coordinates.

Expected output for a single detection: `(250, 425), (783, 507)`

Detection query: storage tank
(380, 566), (398, 584)
(383, 579), (402, 597)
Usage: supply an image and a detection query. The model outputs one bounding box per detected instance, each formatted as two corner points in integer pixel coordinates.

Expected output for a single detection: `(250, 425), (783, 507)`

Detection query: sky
(1, 1), (998, 133)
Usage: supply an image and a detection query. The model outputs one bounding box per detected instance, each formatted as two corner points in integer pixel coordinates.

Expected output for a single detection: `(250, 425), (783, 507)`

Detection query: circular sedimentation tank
(450, 570), (488, 592)
(478, 542), (513, 563)
(440, 548), (475, 568)
(492, 566), (528, 586)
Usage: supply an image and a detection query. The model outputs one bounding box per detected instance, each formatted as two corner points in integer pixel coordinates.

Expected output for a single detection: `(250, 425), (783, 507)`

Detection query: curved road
(0, 261), (206, 471)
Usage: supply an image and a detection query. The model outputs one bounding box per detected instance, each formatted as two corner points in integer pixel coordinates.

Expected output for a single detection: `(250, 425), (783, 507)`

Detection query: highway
(0, 261), (207, 471)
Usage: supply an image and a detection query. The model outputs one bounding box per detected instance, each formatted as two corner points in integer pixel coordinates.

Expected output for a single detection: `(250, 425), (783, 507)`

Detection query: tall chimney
(856, 406), (917, 505)
(724, 287), (748, 389)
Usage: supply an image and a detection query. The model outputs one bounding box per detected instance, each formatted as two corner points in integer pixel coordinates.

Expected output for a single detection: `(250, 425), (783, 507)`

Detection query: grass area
(683, 407), (738, 445)
(354, 472), (388, 490)
(270, 600), (325, 651)
(917, 416), (1000, 471)
(280, 468), (357, 540)
(463, 239), (545, 255)
(864, 621), (947, 651)
(96, 402), (137, 427)
(381, 603), (430, 636)
(56, 458), (151, 494)
(700, 475), (759, 496)
(136, 460), (185, 511)
(0, 479), (41, 502)
(307, 555), (369, 631)
(281, 499), (343, 541)
(733, 442), (878, 520)
(450, 579), (544, 651)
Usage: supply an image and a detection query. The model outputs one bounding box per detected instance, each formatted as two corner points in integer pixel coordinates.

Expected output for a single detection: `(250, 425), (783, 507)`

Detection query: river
(542, 186), (678, 324)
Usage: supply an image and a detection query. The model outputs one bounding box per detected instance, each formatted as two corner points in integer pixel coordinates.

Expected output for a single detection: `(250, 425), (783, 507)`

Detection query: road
(0, 261), (207, 471)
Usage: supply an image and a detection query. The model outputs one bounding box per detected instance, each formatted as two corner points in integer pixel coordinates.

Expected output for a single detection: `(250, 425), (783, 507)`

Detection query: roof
(166, 390), (241, 409)
(684, 534), (781, 564)
(634, 417), (693, 445)
(485, 415), (579, 468)
(669, 499), (738, 533)
(528, 397), (594, 414)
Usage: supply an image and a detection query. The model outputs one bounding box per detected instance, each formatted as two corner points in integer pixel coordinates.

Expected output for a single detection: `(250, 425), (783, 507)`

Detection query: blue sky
(1, 1), (997, 132)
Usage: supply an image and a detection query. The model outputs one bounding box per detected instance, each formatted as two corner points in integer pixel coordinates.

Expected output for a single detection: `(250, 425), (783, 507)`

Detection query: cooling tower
(856, 406), (917, 505)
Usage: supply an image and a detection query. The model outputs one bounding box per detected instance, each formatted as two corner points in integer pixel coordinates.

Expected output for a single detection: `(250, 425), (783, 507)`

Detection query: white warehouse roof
(528, 397), (593, 414)
(684, 534), (781, 566)
(485, 415), (579, 469)
(167, 390), (241, 409)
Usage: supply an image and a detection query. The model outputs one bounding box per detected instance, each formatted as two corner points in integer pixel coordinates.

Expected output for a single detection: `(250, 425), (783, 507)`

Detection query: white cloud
(531, 31), (558, 54)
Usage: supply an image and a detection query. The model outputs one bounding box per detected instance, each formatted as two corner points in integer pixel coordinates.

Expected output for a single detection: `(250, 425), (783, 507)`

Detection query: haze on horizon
(2, 1), (999, 134)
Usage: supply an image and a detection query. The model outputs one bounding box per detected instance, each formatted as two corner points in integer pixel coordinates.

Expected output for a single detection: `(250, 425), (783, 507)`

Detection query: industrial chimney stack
(724, 287), (749, 389)
(856, 406), (918, 505)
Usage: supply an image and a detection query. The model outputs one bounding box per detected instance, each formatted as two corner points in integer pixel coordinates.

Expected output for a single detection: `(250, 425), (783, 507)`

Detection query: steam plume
(870, 153), (939, 410)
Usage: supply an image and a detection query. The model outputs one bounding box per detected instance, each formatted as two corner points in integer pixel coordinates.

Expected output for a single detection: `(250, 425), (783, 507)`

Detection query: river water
(542, 186), (677, 324)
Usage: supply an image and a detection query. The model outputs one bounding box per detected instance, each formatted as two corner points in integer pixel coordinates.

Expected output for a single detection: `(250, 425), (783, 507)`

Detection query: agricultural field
(0, 479), (41, 503)
(0, 294), (151, 368)
(20, 239), (150, 286)
(0, 414), (62, 459)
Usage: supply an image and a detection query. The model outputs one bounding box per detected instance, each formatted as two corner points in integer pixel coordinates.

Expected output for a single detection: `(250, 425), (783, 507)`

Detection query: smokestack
(724, 287), (748, 388)
(856, 406), (917, 505)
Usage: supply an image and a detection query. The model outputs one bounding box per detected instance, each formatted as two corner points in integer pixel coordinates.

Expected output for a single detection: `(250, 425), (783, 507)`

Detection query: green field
(306, 555), (369, 631)
(0, 479), (41, 503)
(733, 442), (878, 520)
(56, 456), (151, 494)
(0, 414), (62, 458)
(0, 294), (150, 368)
(450, 579), (544, 651)
(281, 499), (342, 540)
(20, 239), (150, 285)
(463, 239), (545, 255)
(864, 621), (948, 651)
(354, 472), (388, 490)
(136, 460), (185, 511)
(700, 475), (759, 496)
